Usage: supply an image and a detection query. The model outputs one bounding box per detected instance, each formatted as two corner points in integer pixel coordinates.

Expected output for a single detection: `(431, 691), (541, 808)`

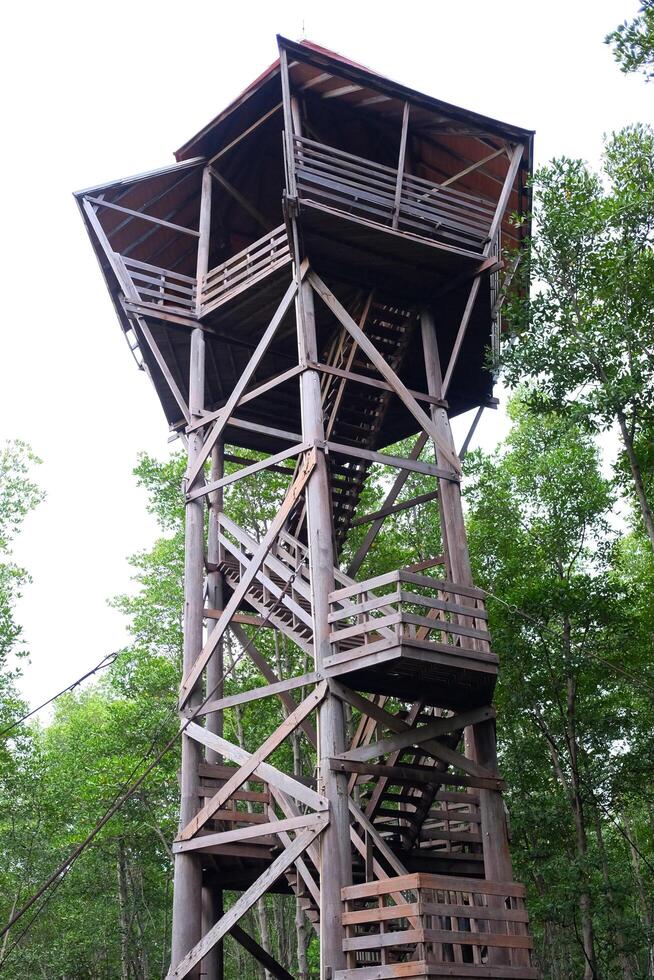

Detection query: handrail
(201, 224), (291, 313)
(291, 133), (495, 253)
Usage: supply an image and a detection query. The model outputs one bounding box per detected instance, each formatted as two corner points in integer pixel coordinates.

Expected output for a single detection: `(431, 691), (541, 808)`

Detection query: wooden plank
(326, 440), (458, 483)
(85, 195), (200, 237)
(209, 166), (269, 232)
(208, 101), (283, 165)
(335, 706), (495, 764)
(178, 450), (315, 706)
(334, 964), (538, 979)
(309, 361), (445, 408)
(189, 364), (304, 432)
(173, 813), (321, 852)
(196, 671), (320, 716)
(329, 759), (504, 792)
(308, 270), (461, 474)
(181, 684), (327, 838)
(166, 820), (326, 979)
(392, 102), (410, 229)
(186, 442), (309, 502)
(134, 317), (190, 424)
(348, 490), (440, 528)
(229, 924), (295, 980)
(184, 276), (299, 489)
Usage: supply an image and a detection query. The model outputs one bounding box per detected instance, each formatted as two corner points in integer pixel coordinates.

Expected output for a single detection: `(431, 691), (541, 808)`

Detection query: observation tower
(77, 36), (536, 980)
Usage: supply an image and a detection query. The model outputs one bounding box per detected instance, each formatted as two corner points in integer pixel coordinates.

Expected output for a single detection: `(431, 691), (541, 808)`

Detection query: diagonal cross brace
(184, 273), (301, 490)
(166, 818), (327, 979)
(308, 269), (462, 475)
(179, 682), (327, 840)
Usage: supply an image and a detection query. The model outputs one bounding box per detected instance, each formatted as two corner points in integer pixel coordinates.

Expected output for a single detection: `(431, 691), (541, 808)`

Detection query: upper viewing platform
(75, 36), (533, 441)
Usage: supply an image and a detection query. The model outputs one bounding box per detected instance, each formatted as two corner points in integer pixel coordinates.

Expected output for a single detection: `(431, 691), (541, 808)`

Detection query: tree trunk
(594, 809), (634, 979)
(565, 667), (599, 980)
(116, 840), (131, 980)
(623, 809), (654, 977)
(615, 408), (654, 553)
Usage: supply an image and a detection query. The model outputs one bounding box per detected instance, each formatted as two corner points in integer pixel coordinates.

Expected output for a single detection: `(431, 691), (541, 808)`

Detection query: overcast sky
(1, 0), (650, 710)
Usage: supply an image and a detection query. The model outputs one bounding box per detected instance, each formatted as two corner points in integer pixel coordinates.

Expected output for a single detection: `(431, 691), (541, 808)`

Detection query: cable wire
(0, 555), (306, 966)
(0, 651), (119, 740)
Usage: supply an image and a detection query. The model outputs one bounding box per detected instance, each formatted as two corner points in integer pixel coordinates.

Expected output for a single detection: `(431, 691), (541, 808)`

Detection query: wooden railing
(327, 571), (495, 667)
(291, 134), (496, 254)
(339, 873), (536, 978)
(201, 224), (291, 314)
(121, 255), (197, 314)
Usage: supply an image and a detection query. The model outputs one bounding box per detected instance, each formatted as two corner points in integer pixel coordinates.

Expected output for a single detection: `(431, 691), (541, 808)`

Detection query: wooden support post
(195, 167), (212, 314)
(296, 275), (352, 977)
(203, 440), (224, 980)
(171, 326), (205, 978)
(392, 102), (410, 229)
(421, 309), (514, 968)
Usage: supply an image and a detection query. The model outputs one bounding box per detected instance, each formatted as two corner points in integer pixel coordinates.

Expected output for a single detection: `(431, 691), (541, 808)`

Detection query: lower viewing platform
(326, 572), (498, 709)
(339, 874), (536, 980)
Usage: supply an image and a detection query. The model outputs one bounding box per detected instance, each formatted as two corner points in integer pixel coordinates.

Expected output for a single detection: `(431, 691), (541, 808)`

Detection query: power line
(0, 651), (120, 741)
(484, 591), (654, 699)
(0, 557), (306, 966)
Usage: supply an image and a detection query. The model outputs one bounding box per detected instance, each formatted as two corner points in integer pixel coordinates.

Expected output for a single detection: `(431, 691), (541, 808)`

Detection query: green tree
(502, 125), (654, 553)
(465, 396), (653, 979)
(606, 1), (654, 80)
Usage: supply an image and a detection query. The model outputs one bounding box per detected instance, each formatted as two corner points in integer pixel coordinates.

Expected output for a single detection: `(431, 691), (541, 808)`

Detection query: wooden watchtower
(77, 36), (536, 980)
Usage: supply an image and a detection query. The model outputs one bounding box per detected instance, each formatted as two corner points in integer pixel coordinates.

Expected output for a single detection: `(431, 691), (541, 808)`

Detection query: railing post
(195, 166), (212, 315)
(392, 101), (410, 229)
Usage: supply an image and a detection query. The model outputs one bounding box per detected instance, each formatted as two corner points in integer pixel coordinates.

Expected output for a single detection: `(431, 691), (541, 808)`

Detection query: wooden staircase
(320, 297), (415, 549)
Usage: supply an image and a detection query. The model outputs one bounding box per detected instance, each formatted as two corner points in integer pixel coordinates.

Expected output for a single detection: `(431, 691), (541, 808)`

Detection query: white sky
(1, 0), (650, 709)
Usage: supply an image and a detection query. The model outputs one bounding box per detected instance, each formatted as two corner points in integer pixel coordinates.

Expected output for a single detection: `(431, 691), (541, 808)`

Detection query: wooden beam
(209, 166), (269, 233)
(134, 316), (190, 424)
(347, 433), (429, 577)
(309, 360), (445, 408)
(195, 167), (212, 315)
(308, 271), (461, 474)
(334, 706), (496, 765)
(484, 142), (525, 250)
(85, 196), (200, 237)
(173, 812), (323, 852)
(82, 198), (139, 301)
(183, 696), (327, 833)
(228, 925), (294, 980)
(441, 276), (481, 399)
(189, 365), (304, 432)
(208, 102), (283, 166)
(348, 490), (439, 528)
(392, 101), (410, 229)
(459, 405), (485, 462)
(230, 623), (317, 747)
(186, 442), (309, 502)
(326, 440), (458, 483)
(329, 759), (505, 792)
(184, 276), (299, 489)
(195, 671), (320, 716)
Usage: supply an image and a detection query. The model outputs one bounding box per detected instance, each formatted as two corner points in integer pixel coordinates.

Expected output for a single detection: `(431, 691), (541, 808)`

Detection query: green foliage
(606, 1), (654, 80)
(502, 125), (654, 545)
